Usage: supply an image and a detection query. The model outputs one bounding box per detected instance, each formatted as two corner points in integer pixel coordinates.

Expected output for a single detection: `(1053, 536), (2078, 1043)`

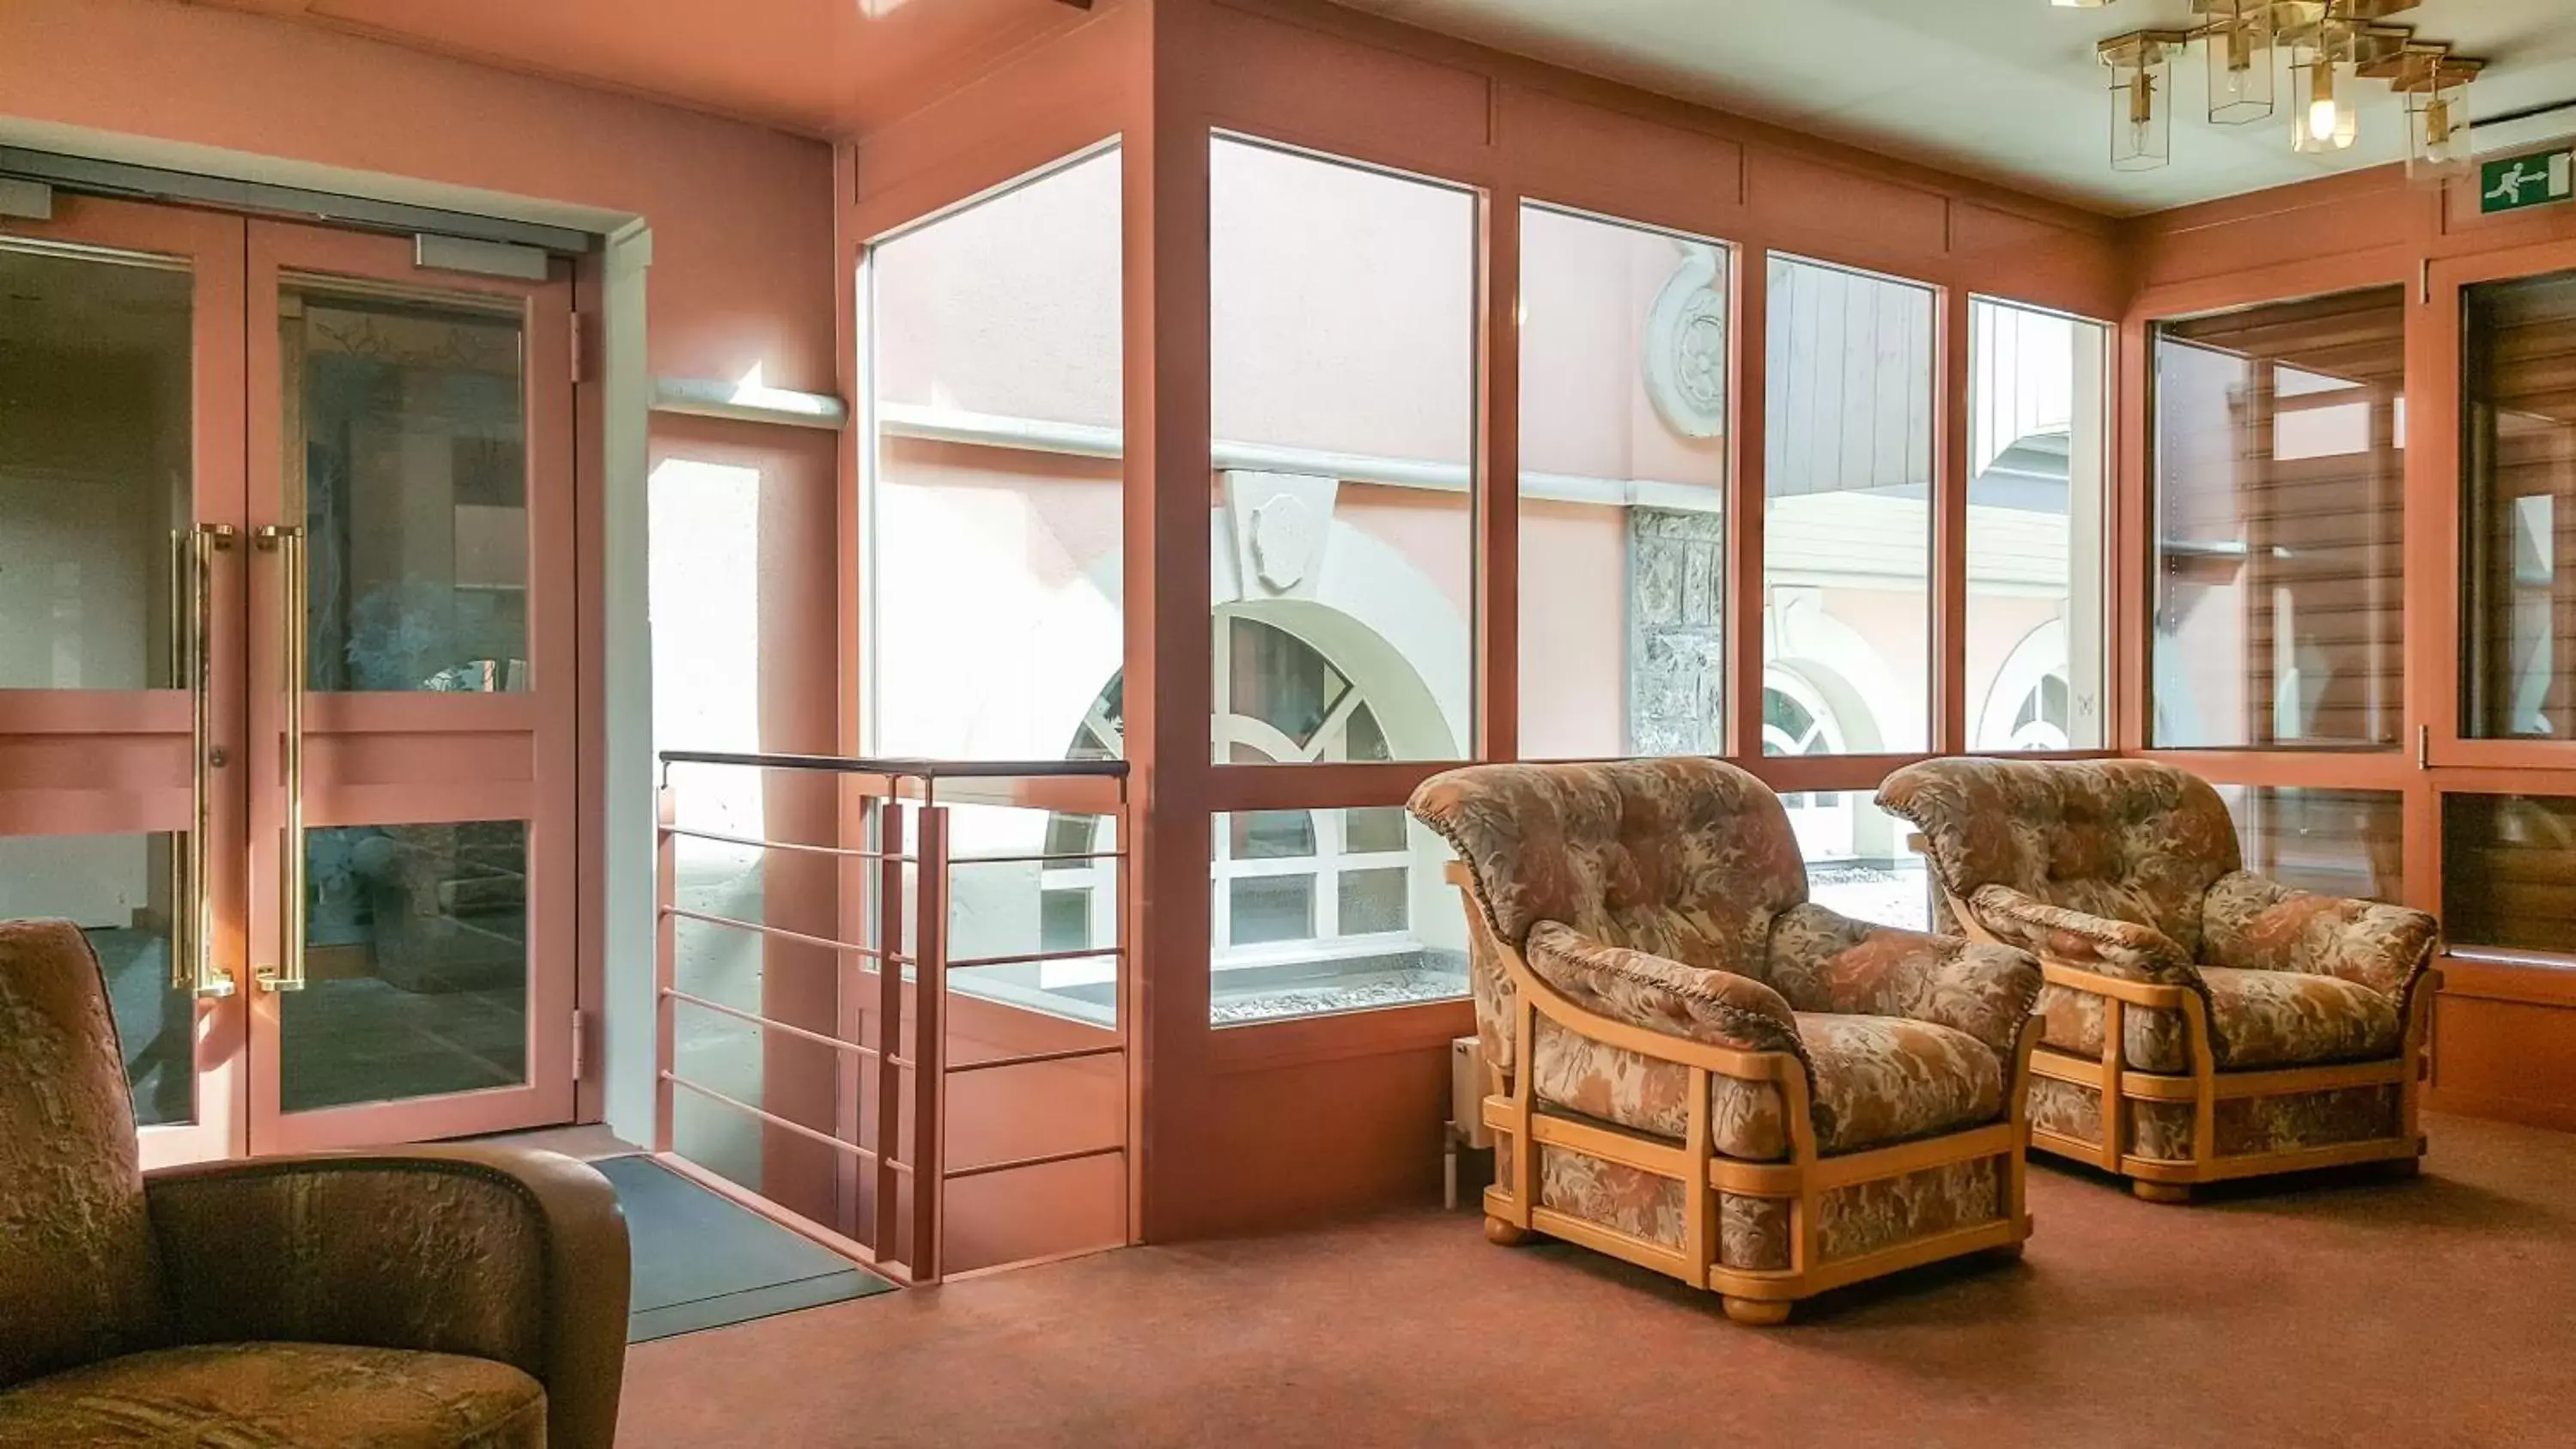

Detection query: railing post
(832, 774), (867, 1243)
(911, 798), (949, 1284)
(872, 797), (908, 1275)
(654, 784), (677, 1156)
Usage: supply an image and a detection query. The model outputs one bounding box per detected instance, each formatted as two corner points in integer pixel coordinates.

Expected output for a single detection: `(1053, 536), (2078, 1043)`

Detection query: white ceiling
(1333, 0), (2576, 215)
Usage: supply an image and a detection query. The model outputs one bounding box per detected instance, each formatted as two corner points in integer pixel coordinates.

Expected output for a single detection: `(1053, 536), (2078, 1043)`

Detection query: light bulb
(2307, 97), (2338, 142)
(2306, 55), (2340, 144)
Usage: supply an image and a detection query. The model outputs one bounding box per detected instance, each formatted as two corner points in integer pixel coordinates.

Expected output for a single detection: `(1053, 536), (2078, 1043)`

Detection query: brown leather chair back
(0, 919), (167, 1388)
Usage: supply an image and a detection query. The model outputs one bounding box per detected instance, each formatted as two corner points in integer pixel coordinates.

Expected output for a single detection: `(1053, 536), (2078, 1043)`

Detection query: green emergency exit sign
(2482, 150), (2575, 215)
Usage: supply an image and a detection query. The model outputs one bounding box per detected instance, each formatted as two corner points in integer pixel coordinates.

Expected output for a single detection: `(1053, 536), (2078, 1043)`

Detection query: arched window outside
(1762, 671), (1849, 859)
(2010, 672), (2073, 751)
(1042, 617), (1455, 1020)
(1214, 618), (1412, 962)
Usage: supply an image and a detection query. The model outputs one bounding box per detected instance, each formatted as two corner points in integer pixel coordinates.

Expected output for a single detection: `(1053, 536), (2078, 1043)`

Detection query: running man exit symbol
(2482, 151), (2575, 215)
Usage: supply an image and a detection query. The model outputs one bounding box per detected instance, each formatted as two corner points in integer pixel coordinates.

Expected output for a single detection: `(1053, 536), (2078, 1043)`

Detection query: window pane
(1230, 809), (1315, 860)
(1764, 257), (1934, 755)
(1344, 805), (1407, 854)
(1968, 300), (2110, 751)
(1211, 136), (1473, 764)
(2151, 288), (2405, 749)
(2214, 785), (2403, 901)
(1517, 204), (1729, 759)
(947, 803), (1121, 1029)
(0, 834), (193, 1127)
(1228, 616), (1346, 750)
(1039, 888), (1091, 954)
(289, 284), (527, 693)
(2443, 794), (2576, 956)
(2464, 270), (2576, 739)
(1792, 797), (1929, 932)
(868, 147), (1122, 759)
(1211, 813), (1466, 1024)
(0, 242), (193, 690)
(1338, 867), (1409, 935)
(1229, 876), (1315, 945)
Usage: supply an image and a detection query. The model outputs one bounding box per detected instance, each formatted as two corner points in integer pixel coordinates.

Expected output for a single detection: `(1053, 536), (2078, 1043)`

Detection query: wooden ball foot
(1722, 1296), (1794, 1327)
(1484, 1216), (1534, 1246)
(2130, 1179), (2192, 1204)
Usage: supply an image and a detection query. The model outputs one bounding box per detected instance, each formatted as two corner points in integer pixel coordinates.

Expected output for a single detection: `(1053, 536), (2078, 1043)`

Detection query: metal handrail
(659, 748), (1128, 780)
(654, 749), (1133, 1287)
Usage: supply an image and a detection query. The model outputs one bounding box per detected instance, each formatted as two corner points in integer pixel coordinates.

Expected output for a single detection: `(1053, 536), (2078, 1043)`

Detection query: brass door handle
(180, 524), (235, 998)
(253, 523), (307, 993)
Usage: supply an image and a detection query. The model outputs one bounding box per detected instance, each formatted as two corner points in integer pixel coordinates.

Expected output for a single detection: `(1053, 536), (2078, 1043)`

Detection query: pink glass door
(0, 195), (250, 1168)
(242, 220), (578, 1153)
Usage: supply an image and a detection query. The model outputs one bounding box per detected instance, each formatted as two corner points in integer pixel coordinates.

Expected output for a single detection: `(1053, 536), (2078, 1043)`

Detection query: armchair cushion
(1797, 1014), (2007, 1155)
(144, 1148), (629, 1449)
(1522, 922), (1802, 1059)
(2034, 967), (2403, 1071)
(1764, 903), (2042, 1059)
(0, 1342), (544, 1448)
(2200, 967), (2403, 1069)
(1528, 1010), (2005, 1160)
(0, 920), (167, 1391)
(2201, 870), (2439, 1002)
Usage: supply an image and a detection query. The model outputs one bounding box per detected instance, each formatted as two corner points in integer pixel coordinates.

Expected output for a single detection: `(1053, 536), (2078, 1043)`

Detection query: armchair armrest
(145, 1145), (629, 1449)
(1964, 884), (2201, 988)
(2201, 870), (2439, 1003)
(1764, 903), (2040, 1058)
(1524, 921), (1806, 1062)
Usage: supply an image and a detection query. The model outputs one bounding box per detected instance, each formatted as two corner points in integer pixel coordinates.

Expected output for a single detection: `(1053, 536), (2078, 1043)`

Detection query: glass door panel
(285, 284), (532, 695)
(245, 220), (574, 1153)
(0, 833), (194, 1125)
(0, 242), (193, 690)
(0, 197), (248, 1167)
(279, 819), (531, 1112)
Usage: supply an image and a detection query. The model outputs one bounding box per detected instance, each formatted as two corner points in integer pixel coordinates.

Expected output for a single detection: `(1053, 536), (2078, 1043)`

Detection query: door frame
(240, 218), (580, 1153)
(0, 193), (252, 1168)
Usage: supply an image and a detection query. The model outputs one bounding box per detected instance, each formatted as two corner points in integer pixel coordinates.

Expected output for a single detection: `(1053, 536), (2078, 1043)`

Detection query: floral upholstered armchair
(1877, 758), (2439, 1201)
(1409, 758), (2043, 1325)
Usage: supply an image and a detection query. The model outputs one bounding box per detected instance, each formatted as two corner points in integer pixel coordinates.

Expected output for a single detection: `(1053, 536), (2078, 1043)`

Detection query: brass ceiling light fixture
(2287, 9), (2360, 153)
(2100, 32), (2189, 172)
(2202, 0), (2275, 126)
(2080, 1), (2480, 173)
(2391, 45), (2483, 182)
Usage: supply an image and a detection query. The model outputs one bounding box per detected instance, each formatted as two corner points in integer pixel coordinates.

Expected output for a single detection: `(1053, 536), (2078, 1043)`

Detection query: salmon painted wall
(0, 0), (842, 1140)
(0, 0), (837, 394)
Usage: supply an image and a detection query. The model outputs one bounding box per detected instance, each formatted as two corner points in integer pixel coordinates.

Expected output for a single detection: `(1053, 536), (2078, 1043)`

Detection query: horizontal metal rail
(951, 850), (1126, 867)
(661, 748), (1128, 781)
(661, 1071), (901, 1168)
(945, 1042), (1127, 1075)
(946, 944), (1127, 972)
(944, 1143), (1126, 1182)
(662, 823), (912, 862)
(664, 987), (883, 1060)
(663, 905), (897, 962)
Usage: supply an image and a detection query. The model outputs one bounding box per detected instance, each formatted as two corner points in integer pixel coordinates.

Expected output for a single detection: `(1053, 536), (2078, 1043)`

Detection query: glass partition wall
(2138, 252), (2576, 979)
(853, 135), (2123, 1045)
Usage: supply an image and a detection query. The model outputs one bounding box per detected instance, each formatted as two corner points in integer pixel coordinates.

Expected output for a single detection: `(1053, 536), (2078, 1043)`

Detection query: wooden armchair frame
(1940, 888), (2436, 1202)
(1451, 864), (2039, 1325)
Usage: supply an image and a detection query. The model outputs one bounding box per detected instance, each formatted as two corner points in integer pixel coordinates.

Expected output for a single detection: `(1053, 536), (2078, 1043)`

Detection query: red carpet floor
(621, 1112), (2576, 1447)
